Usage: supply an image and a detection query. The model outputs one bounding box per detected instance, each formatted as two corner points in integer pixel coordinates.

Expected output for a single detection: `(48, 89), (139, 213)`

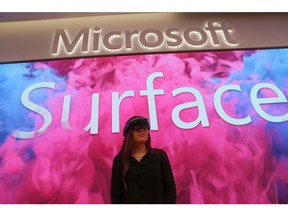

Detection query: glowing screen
(0, 48), (287, 203)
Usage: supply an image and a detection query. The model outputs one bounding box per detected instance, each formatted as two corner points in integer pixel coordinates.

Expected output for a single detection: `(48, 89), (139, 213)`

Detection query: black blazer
(111, 148), (176, 204)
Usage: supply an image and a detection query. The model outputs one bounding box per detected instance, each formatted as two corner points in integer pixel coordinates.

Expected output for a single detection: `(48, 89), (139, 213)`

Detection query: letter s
(12, 82), (55, 139)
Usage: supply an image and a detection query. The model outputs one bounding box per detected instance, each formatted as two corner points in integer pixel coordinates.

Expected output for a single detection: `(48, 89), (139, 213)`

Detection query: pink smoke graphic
(0, 49), (287, 203)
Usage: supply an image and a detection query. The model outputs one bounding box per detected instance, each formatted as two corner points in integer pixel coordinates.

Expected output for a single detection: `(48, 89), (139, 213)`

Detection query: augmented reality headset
(123, 116), (150, 136)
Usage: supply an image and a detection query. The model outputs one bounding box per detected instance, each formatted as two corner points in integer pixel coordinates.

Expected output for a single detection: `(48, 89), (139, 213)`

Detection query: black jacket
(111, 148), (176, 204)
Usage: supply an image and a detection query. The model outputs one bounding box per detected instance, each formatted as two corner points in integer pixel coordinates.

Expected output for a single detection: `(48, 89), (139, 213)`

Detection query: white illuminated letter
(51, 27), (90, 54)
(172, 87), (209, 129)
(214, 85), (251, 125)
(112, 91), (135, 133)
(140, 72), (164, 130)
(251, 83), (288, 122)
(82, 93), (100, 134)
(12, 82), (55, 139)
(61, 95), (73, 130)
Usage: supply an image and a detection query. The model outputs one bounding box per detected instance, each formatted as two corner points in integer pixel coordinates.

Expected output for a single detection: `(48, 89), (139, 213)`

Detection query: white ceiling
(0, 12), (137, 22)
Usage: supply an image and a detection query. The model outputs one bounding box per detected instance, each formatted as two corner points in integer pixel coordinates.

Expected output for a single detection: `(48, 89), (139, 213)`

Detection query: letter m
(51, 27), (90, 54)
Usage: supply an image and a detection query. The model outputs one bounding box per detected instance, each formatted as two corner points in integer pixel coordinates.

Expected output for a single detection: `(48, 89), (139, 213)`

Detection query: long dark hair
(119, 116), (153, 189)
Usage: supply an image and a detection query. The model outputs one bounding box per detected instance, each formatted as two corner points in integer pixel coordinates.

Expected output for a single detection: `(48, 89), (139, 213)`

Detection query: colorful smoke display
(0, 48), (287, 204)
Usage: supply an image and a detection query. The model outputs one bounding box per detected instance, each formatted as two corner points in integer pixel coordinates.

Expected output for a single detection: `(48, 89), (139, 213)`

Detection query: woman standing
(110, 116), (176, 204)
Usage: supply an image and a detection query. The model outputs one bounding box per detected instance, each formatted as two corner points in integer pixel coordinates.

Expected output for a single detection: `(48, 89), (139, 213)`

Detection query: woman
(110, 116), (176, 204)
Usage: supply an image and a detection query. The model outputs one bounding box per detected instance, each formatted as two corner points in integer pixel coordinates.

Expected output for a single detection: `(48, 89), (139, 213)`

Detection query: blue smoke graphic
(230, 49), (287, 156)
(0, 62), (67, 145)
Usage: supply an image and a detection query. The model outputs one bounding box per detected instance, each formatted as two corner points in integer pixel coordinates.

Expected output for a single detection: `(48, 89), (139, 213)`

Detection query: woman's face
(132, 126), (149, 144)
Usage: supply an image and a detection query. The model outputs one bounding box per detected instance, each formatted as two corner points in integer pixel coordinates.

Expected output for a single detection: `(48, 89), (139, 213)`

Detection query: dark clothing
(111, 148), (176, 204)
